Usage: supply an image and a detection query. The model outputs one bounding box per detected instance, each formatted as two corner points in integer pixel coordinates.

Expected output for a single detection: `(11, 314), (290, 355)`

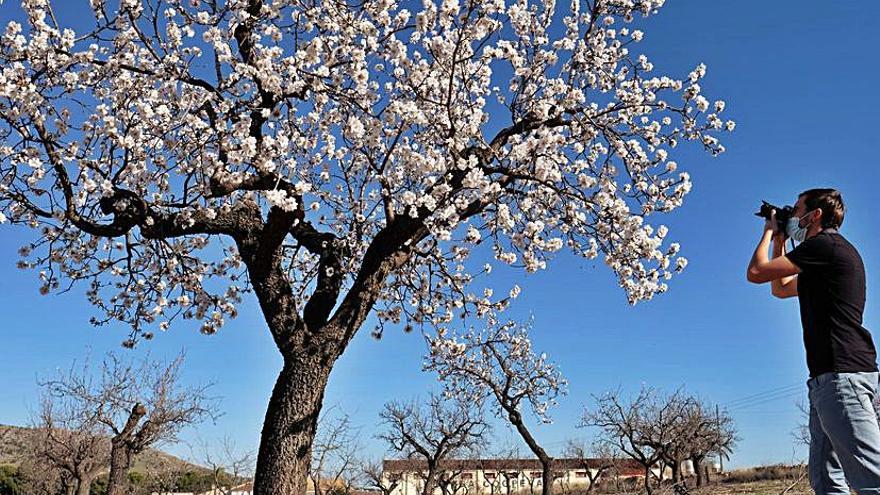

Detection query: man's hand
(765, 209), (779, 234)
(748, 209), (801, 284)
(766, 209), (789, 244)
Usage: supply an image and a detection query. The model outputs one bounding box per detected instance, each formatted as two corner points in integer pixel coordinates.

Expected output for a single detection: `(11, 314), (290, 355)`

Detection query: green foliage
(0, 465), (24, 495)
(89, 470), (155, 495)
(175, 470), (217, 493)
(90, 474), (108, 495)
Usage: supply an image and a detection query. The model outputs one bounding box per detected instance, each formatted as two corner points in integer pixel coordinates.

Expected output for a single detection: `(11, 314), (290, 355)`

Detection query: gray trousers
(808, 371), (880, 495)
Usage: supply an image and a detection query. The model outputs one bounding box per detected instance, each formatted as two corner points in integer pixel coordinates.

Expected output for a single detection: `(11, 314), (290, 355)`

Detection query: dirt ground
(605, 479), (814, 495)
(689, 479), (812, 494)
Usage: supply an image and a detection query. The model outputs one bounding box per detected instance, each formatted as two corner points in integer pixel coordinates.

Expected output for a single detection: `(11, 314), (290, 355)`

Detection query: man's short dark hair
(799, 188), (845, 229)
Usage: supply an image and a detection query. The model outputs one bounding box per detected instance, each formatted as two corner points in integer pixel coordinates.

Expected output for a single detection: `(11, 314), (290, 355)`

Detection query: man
(747, 188), (880, 494)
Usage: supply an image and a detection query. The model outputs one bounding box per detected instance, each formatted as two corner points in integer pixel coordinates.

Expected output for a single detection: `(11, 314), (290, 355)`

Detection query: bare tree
(583, 388), (670, 495)
(591, 441), (628, 493)
(378, 393), (490, 495)
(650, 391), (694, 485)
(477, 459), (505, 495)
(426, 319), (565, 495)
(563, 439), (616, 493)
(520, 471), (541, 495)
(792, 400), (811, 449)
(584, 388), (737, 493)
(362, 458), (400, 495)
(196, 436), (257, 495)
(27, 390), (111, 495)
(0, 0), (733, 490)
(22, 467), (73, 495)
(492, 443), (525, 495)
(141, 454), (192, 495)
(40, 352), (217, 495)
(436, 464), (471, 495)
(16, 444), (79, 495)
(679, 400), (736, 487)
(309, 410), (362, 495)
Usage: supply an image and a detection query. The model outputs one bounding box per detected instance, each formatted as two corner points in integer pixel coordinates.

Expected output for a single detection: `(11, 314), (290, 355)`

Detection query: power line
(726, 389), (805, 411)
(723, 383), (803, 409)
(727, 390), (805, 412)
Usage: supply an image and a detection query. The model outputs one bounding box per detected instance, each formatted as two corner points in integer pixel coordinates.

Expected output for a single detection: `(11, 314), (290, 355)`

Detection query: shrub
(721, 464), (806, 484)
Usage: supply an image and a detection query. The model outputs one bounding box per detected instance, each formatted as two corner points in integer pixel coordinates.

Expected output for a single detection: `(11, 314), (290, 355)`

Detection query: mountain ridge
(0, 423), (206, 474)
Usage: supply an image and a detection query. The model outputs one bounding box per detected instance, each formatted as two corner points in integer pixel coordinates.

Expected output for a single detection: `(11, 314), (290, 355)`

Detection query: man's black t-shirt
(786, 229), (878, 377)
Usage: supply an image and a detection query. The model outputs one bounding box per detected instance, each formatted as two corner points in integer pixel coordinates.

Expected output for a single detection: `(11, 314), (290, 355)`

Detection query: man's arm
(747, 215), (801, 285)
(770, 236), (798, 298)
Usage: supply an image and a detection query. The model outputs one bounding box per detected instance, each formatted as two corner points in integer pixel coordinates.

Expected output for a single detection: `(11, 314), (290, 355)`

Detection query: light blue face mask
(786, 210), (815, 242)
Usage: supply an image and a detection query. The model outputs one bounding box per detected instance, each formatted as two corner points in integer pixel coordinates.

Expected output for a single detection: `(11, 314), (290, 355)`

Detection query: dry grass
(596, 465), (813, 495)
(721, 465), (807, 485)
(598, 479), (813, 495)
(686, 479), (812, 495)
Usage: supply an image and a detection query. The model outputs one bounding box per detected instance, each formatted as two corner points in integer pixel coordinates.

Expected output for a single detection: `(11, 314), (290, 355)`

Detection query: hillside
(0, 424), (204, 474)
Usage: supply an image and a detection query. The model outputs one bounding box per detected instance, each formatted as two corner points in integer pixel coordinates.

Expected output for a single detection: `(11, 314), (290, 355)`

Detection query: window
(575, 472), (588, 478)
(485, 472), (496, 480)
(461, 473), (473, 480)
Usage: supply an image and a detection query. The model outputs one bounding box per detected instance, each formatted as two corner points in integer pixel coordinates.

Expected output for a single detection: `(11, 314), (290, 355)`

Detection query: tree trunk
(107, 403), (146, 495)
(585, 466), (607, 494)
(643, 466), (652, 495)
(253, 353), (334, 495)
(503, 407), (552, 495)
(310, 473), (323, 495)
(421, 464), (437, 495)
(585, 473), (597, 493)
(540, 460), (553, 495)
(692, 456), (704, 487)
(107, 441), (133, 495)
(670, 458), (680, 483)
(75, 476), (92, 495)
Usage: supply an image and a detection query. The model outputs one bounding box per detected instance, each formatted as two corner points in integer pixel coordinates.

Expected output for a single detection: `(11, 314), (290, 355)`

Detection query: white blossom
(0, 0), (732, 344)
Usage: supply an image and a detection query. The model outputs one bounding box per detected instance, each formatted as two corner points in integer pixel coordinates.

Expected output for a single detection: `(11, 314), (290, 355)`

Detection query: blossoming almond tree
(0, 0), (731, 492)
(425, 319), (566, 495)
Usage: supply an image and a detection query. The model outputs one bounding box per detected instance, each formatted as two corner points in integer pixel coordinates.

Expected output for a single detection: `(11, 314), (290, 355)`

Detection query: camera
(756, 201), (794, 232)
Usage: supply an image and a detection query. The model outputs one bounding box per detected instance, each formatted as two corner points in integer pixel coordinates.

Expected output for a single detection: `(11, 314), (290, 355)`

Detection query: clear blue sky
(1, 0), (879, 470)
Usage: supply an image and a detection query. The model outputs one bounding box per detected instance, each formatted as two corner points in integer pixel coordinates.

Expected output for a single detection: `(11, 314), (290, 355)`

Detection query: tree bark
(540, 459), (553, 495)
(107, 404), (146, 495)
(585, 466), (608, 493)
(501, 408), (553, 495)
(692, 456), (704, 487)
(670, 458), (680, 483)
(75, 476), (93, 495)
(252, 352), (334, 495)
(107, 444), (133, 495)
(420, 463), (437, 495)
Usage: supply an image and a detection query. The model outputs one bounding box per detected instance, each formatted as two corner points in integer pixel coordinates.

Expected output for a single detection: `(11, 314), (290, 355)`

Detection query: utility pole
(716, 404), (723, 474)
